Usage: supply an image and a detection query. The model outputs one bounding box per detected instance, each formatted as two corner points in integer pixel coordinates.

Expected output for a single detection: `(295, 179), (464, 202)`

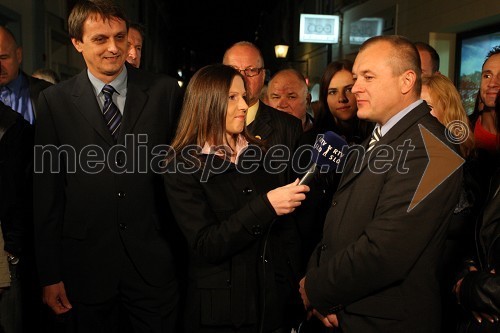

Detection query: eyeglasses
(232, 66), (264, 77)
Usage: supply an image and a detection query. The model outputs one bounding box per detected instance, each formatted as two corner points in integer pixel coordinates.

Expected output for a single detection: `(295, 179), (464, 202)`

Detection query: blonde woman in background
(421, 73), (477, 333)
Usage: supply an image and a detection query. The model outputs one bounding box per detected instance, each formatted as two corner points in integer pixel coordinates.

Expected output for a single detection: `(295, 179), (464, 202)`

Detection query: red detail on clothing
(474, 118), (499, 152)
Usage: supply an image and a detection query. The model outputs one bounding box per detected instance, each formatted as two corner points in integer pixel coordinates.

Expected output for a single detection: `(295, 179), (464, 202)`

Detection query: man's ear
(401, 70), (417, 95)
(71, 38), (83, 53)
(15, 46), (22, 64)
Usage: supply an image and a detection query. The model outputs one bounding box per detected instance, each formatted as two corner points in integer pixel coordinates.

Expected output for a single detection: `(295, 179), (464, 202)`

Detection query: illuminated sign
(349, 18), (384, 45)
(299, 14), (340, 44)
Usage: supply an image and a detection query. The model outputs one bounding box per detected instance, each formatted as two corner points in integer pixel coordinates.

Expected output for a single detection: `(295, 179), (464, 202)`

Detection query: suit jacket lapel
(338, 102), (431, 191)
(71, 70), (115, 146)
(120, 66), (148, 142)
(248, 102), (273, 140)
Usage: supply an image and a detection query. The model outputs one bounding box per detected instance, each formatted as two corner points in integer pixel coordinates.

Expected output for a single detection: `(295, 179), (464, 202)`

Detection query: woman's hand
(267, 179), (309, 216)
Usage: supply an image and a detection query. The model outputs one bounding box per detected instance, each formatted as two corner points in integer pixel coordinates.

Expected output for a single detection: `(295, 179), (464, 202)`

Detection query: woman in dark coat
(163, 64), (309, 333)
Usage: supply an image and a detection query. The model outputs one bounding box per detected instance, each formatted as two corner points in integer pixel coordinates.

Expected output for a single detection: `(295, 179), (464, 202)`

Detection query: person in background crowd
(0, 24), (51, 333)
(126, 22), (144, 68)
(222, 42), (302, 160)
(164, 64), (309, 333)
(452, 92), (500, 333)
(415, 41), (441, 77)
(0, 26), (51, 124)
(33, 1), (181, 331)
(315, 59), (373, 145)
(266, 68), (313, 132)
(299, 35), (462, 333)
(32, 68), (60, 85)
(0, 101), (33, 333)
(468, 46), (500, 209)
(421, 73), (478, 333)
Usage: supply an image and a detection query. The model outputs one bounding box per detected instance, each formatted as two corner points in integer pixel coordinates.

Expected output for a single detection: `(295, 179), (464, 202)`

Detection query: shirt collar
(379, 99), (423, 136)
(246, 100), (259, 125)
(87, 66), (128, 96)
(5, 71), (25, 95)
(201, 135), (249, 164)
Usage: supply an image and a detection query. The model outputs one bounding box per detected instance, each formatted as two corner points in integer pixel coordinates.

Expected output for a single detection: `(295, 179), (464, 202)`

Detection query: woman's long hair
(315, 59), (354, 132)
(170, 64), (261, 158)
(422, 74), (475, 158)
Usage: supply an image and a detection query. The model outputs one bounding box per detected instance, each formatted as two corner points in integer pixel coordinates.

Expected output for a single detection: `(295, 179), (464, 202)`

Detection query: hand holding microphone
(267, 179), (309, 216)
(299, 131), (348, 185)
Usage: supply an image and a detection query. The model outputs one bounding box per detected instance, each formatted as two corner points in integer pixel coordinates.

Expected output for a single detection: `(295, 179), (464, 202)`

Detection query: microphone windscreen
(311, 131), (348, 171)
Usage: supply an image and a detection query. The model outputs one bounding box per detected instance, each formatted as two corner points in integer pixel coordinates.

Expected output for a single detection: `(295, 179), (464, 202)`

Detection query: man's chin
(356, 109), (370, 120)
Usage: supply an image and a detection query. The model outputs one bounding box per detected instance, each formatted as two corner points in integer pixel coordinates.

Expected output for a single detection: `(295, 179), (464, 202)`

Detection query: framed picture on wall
(456, 25), (500, 115)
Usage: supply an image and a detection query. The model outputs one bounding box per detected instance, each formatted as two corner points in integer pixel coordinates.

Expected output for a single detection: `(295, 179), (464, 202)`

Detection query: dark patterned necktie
(101, 84), (122, 141)
(367, 126), (382, 152)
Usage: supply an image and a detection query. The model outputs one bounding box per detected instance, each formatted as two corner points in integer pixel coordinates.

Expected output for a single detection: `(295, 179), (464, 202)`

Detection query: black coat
(164, 150), (302, 332)
(0, 102), (33, 257)
(459, 168), (500, 332)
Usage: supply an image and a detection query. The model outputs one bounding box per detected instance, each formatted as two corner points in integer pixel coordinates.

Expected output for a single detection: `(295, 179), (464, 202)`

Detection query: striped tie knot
(367, 126), (382, 152)
(102, 84), (116, 100)
(101, 84), (122, 141)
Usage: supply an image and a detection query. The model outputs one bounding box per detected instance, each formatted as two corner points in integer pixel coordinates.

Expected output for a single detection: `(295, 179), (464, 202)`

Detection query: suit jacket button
(320, 244), (327, 250)
(331, 201), (337, 207)
(243, 188), (253, 195)
(119, 223), (127, 230)
(252, 225), (262, 235)
(118, 191), (126, 198)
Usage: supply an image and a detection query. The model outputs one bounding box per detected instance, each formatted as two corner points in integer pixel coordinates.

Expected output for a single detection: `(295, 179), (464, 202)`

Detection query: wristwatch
(7, 255), (19, 265)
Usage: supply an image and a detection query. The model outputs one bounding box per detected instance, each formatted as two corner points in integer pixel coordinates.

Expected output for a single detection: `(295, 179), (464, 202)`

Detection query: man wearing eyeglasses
(223, 41), (302, 156)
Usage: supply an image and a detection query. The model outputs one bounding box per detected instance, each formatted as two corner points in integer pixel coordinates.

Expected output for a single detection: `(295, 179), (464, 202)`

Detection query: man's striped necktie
(101, 84), (122, 141)
(367, 126), (382, 152)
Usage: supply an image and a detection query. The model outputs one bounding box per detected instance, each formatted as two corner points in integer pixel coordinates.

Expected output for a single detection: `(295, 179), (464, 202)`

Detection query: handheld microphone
(298, 131), (348, 185)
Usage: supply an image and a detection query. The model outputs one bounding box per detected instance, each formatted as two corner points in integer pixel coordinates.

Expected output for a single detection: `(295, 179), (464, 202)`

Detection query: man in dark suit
(0, 26), (52, 124)
(299, 35), (463, 333)
(222, 41), (302, 153)
(0, 101), (33, 333)
(34, 1), (180, 332)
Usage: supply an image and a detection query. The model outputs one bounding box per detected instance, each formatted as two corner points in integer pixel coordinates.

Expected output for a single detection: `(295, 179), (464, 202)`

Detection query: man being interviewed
(299, 35), (463, 333)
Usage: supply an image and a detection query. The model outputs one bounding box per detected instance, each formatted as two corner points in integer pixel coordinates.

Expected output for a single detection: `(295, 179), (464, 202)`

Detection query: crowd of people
(0, 0), (499, 333)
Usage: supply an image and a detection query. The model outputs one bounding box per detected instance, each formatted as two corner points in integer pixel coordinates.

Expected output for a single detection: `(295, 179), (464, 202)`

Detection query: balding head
(222, 41), (265, 107)
(267, 68), (310, 127)
(0, 26), (22, 87)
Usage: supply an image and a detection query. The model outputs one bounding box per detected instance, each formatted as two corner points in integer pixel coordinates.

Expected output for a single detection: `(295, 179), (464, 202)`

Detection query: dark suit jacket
(164, 151), (302, 332)
(248, 101), (302, 149)
(305, 102), (463, 333)
(248, 101), (302, 183)
(25, 72), (52, 119)
(0, 102), (33, 257)
(34, 65), (181, 303)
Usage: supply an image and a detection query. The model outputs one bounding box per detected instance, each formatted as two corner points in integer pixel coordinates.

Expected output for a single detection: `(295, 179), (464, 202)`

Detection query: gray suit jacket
(305, 101), (463, 333)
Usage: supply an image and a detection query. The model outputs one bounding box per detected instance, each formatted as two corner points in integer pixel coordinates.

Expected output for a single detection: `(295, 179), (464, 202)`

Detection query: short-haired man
(267, 68), (313, 132)
(126, 22), (144, 68)
(34, 1), (180, 331)
(300, 35), (462, 333)
(479, 46), (500, 111)
(415, 41), (440, 77)
(0, 26), (51, 123)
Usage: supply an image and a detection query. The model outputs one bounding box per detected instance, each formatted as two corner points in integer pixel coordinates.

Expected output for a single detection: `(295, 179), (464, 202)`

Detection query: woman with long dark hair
(164, 64), (309, 333)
